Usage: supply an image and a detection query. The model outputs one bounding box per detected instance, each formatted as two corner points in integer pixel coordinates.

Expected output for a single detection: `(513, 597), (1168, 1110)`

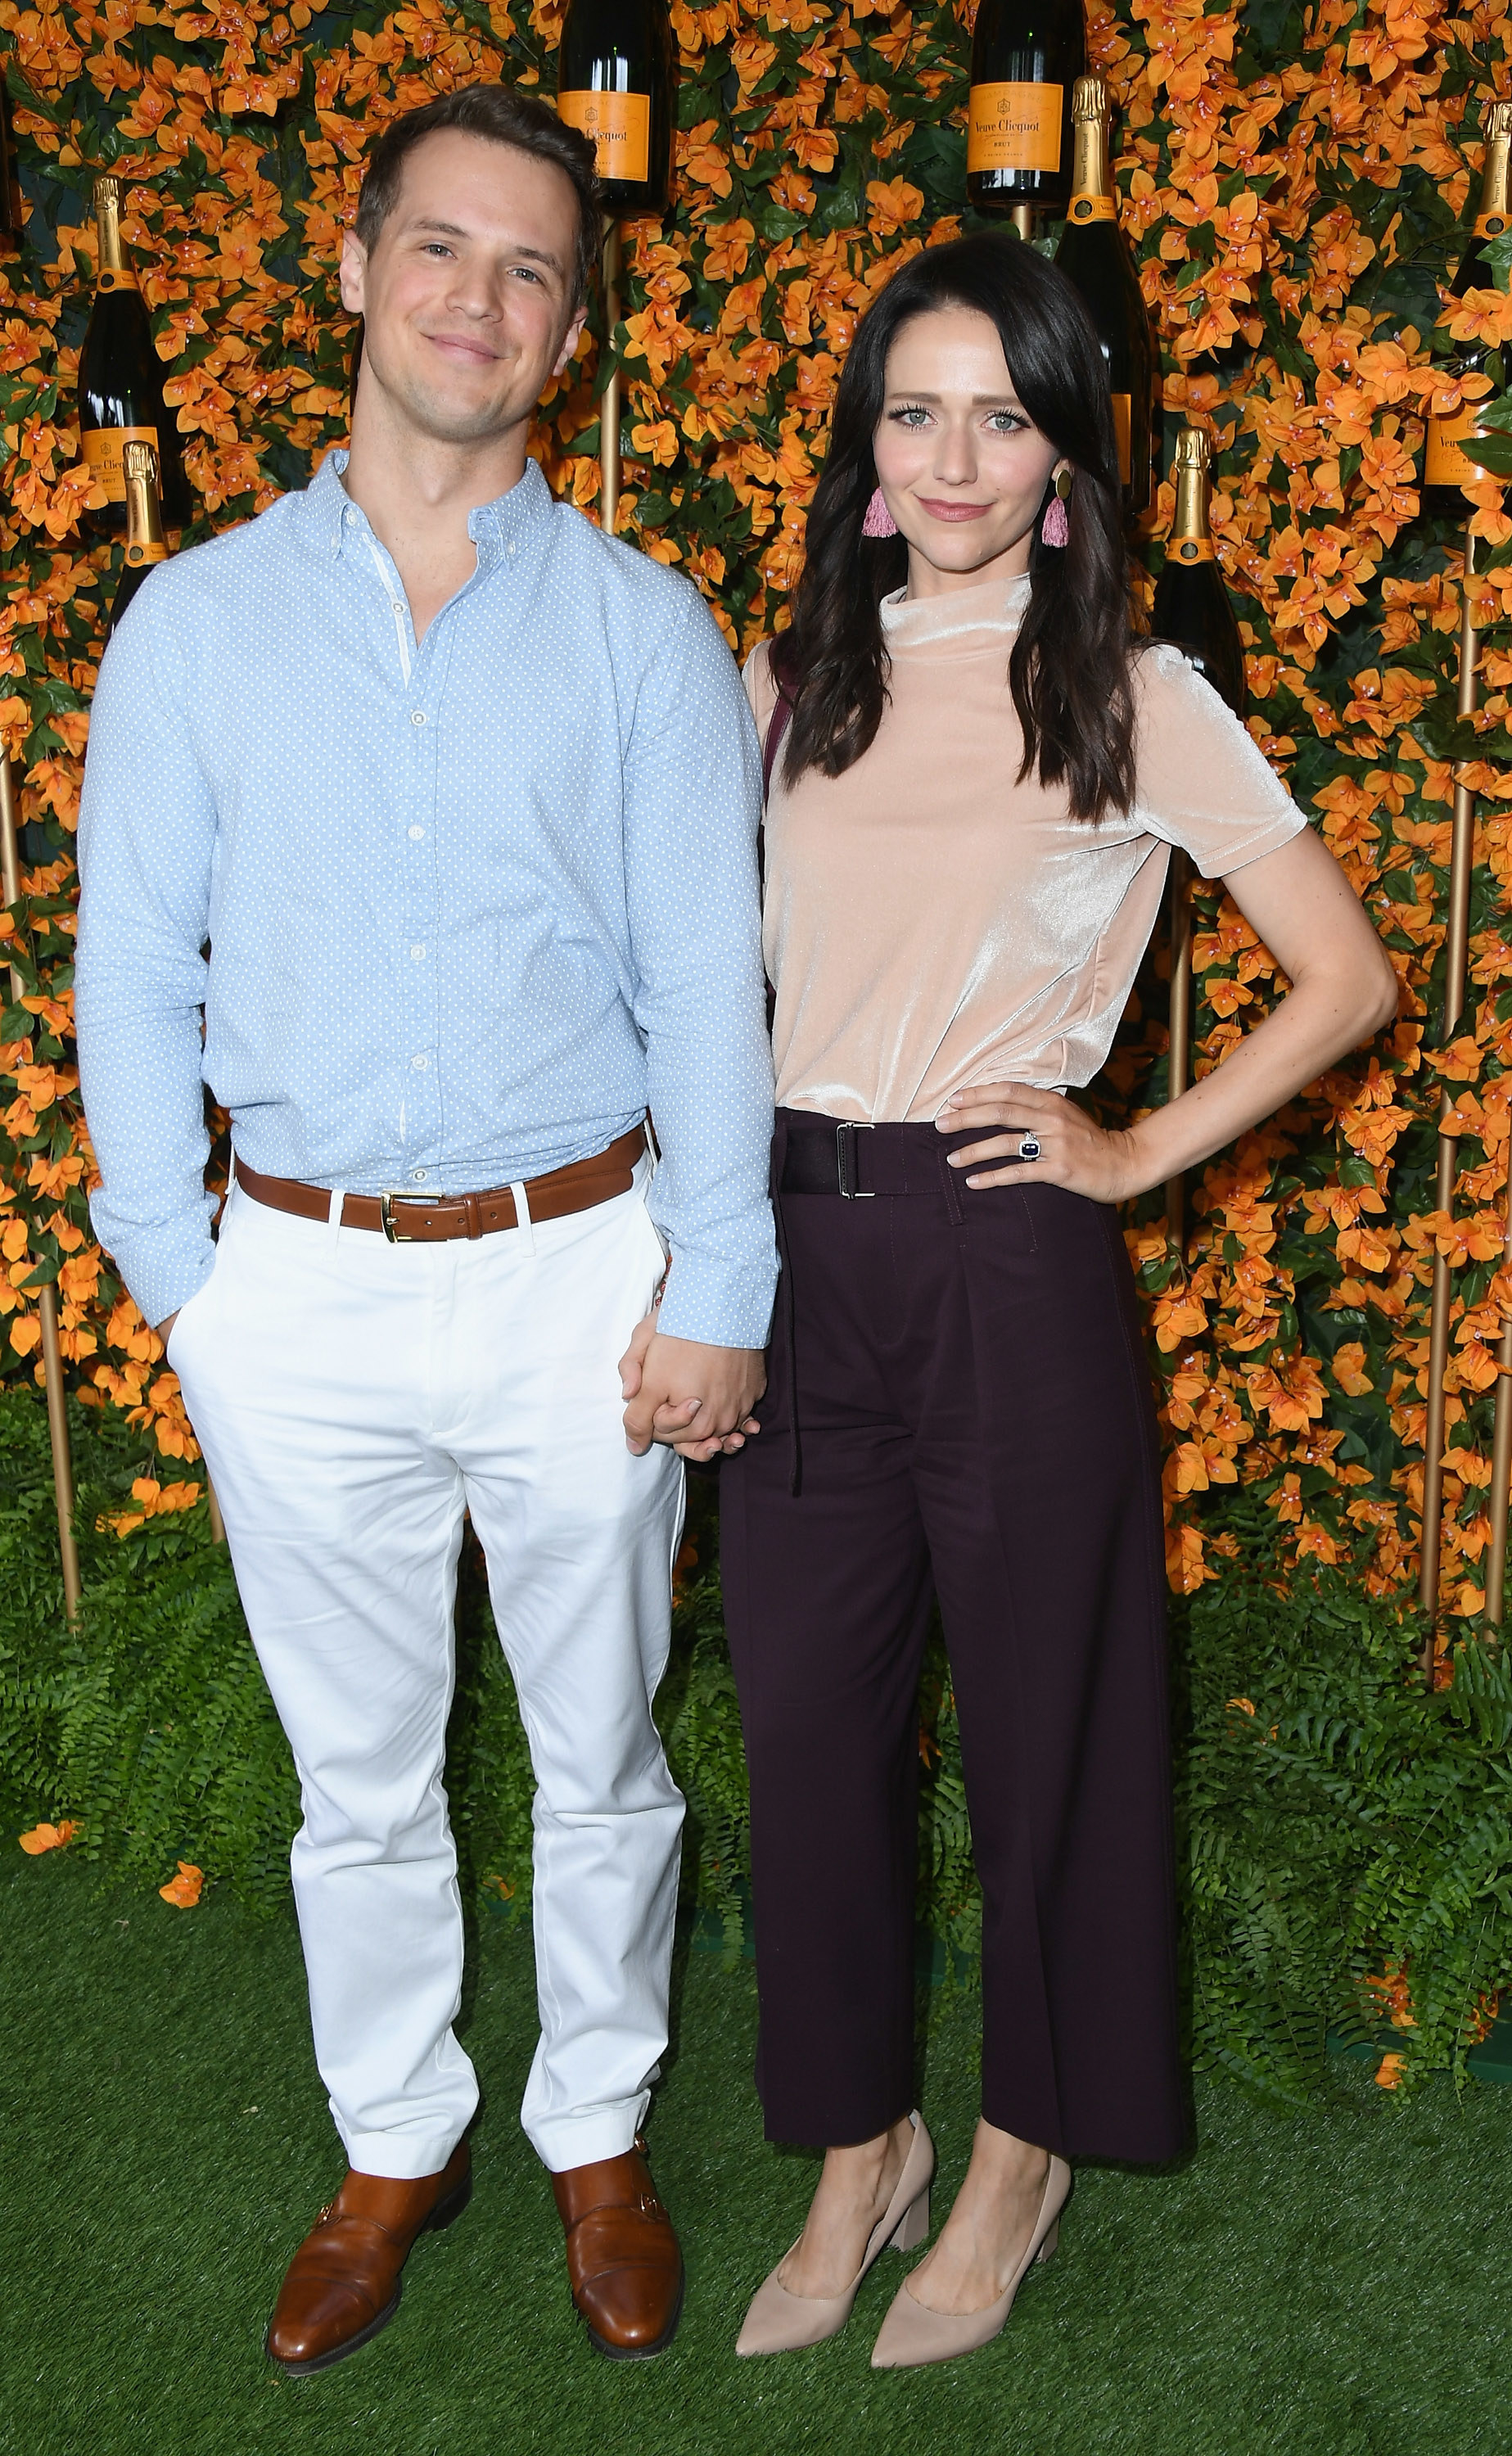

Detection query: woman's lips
(916, 498), (992, 521)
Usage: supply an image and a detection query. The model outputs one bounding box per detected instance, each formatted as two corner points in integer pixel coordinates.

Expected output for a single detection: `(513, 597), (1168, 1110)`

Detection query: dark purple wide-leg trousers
(720, 1110), (1186, 2165)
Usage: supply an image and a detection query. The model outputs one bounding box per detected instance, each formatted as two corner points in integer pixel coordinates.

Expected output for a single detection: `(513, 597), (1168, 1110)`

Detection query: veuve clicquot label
(83, 421), (160, 505)
(1424, 404), (1488, 487)
(1067, 192), (1117, 223)
(968, 81), (1063, 174)
(557, 87), (652, 185)
(1170, 535), (1216, 565)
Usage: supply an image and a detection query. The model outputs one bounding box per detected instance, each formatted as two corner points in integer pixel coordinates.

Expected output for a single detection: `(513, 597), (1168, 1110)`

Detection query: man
(74, 84), (775, 2372)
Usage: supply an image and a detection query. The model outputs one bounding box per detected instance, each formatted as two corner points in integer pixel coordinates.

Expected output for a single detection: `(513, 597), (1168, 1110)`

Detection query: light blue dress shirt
(75, 453), (778, 1348)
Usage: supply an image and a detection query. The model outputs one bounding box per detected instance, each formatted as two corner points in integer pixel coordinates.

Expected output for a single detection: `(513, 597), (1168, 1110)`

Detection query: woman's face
(871, 305), (1065, 597)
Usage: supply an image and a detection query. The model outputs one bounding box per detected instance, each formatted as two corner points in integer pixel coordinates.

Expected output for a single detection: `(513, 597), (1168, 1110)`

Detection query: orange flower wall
(0, 0), (1508, 1614)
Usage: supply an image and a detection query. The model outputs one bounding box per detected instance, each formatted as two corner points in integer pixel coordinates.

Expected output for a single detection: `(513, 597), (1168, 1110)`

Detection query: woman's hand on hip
(937, 1083), (1142, 1204)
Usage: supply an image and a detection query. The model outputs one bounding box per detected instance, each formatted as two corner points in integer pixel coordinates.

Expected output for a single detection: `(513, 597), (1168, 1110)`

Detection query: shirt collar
(308, 448), (554, 567)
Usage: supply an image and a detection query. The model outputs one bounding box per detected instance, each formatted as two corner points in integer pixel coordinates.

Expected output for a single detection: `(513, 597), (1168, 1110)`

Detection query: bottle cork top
(1071, 76), (1108, 122)
(123, 440), (159, 485)
(1173, 427), (1213, 474)
(1487, 99), (1512, 142)
(93, 174), (121, 213)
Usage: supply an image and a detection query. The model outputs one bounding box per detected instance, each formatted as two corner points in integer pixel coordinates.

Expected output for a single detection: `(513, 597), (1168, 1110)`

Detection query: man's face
(340, 129), (588, 447)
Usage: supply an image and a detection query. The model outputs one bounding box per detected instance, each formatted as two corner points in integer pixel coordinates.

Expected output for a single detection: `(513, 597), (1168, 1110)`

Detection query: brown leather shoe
(551, 2136), (684, 2359)
(265, 2140), (472, 2374)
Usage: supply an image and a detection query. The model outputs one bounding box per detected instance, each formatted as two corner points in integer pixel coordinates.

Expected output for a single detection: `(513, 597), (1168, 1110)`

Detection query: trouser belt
(779, 1113), (977, 1199)
(233, 1125), (646, 1244)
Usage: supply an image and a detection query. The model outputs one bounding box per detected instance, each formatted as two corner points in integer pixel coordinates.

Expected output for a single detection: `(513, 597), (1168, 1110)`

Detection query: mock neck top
(744, 573), (1305, 1124)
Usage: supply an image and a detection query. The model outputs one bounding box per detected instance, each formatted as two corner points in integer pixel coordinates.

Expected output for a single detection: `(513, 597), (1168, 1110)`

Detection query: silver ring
(1018, 1135), (1041, 1163)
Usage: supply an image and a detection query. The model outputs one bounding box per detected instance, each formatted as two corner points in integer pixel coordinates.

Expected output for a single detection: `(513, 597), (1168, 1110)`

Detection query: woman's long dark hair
(775, 233), (1136, 824)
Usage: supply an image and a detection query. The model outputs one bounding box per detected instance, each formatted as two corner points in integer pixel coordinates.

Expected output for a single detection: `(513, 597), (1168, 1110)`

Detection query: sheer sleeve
(742, 634), (779, 742)
(1131, 641), (1307, 879)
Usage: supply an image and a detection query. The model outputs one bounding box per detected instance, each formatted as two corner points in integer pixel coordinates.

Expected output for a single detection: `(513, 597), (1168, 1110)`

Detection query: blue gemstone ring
(1018, 1135), (1041, 1163)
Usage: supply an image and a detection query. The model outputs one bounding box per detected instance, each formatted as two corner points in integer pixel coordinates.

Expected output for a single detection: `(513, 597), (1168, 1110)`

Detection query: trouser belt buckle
(836, 1122), (875, 1199)
(380, 1191), (413, 1244)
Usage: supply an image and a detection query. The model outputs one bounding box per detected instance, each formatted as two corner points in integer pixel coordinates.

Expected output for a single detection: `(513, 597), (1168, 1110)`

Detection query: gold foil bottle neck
(121, 440), (166, 561)
(93, 173), (124, 273)
(1478, 102), (1512, 226)
(1171, 428), (1214, 548)
(1068, 77), (1112, 203)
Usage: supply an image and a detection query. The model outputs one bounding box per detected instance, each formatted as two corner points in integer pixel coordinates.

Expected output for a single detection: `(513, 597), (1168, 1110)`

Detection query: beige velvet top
(743, 571), (1307, 1122)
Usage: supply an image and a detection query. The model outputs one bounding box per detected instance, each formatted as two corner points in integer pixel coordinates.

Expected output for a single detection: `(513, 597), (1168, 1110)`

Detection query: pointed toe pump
(869, 2151), (1071, 2371)
(735, 2111), (935, 2358)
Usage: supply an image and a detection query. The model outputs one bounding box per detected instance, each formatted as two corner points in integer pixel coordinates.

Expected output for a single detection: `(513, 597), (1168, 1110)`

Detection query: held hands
(939, 1083), (1146, 1204)
(620, 1309), (765, 1461)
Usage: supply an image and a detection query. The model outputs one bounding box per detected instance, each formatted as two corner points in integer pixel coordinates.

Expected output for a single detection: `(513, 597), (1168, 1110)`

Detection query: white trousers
(168, 1158), (685, 2178)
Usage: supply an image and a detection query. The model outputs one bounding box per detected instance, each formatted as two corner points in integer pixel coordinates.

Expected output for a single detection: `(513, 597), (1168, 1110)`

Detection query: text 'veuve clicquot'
(557, 0), (675, 216)
(967, 0), (1087, 219)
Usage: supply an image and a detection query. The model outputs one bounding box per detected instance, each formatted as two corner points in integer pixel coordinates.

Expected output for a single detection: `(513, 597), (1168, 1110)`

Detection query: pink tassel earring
(863, 485), (899, 539)
(1041, 470), (1072, 549)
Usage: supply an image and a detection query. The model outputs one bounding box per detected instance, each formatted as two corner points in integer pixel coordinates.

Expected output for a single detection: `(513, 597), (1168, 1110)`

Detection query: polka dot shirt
(74, 453), (779, 1347)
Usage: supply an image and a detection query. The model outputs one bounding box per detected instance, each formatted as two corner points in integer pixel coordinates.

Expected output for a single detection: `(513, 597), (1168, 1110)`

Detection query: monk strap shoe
(551, 2137), (685, 2359)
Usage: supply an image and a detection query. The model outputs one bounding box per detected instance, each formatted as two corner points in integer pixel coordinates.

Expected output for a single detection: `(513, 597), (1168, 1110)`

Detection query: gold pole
(1419, 524), (1480, 1644)
(598, 216), (621, 538)
(1486, 1119), (1512, 1623)
(1164, 851), (1193, 1244)
(1010, 204), (1035, 241)
(207, 1479), (225, 1545)
(0, 756), (81, 1621)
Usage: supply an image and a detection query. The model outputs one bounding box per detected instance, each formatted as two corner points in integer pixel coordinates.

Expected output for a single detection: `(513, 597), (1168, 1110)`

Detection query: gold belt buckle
(380, 1191), (414, 1244)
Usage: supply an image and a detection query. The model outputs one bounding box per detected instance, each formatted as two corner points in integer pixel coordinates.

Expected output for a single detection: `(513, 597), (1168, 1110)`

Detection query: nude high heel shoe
(734, 2112), (935, 2357)
(869, 2151), (1070, 2371)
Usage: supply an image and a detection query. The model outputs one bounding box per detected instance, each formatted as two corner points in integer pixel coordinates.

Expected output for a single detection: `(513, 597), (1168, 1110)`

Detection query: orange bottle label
(82, 423), (159, 503)
(1474, 210), (1510, 240)
(124, 541), (169, 567)
(1425, 404), (1488, 486)
(1111, 392), (1131, 486)
(557, 88), (651, 185)
(1067, 192), (1117, 224)
(95, 267), (140, 293)
(1168, 535), (1216, 565)
(968, 82), (1063, 175)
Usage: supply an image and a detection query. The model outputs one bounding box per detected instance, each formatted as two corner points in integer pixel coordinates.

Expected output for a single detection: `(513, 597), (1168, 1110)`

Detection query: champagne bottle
(1424, 99), (1512, 514)
(1151, 428), (1246, 716)
(106, 441), (169, 640)
(76, 174), (192, 535)
(967, 0), (1086, 219)
(557, 0), (675, 216)
(1054, 76), (1153, 511)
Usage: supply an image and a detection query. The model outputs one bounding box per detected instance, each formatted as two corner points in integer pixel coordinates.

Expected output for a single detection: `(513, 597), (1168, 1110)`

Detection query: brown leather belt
(233, 1125), (646, 1244)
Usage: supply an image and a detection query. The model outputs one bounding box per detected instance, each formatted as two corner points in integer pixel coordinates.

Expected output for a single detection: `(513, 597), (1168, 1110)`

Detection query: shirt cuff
(653, 1249), (778, 1350)
(88, 1190), (217, 1334)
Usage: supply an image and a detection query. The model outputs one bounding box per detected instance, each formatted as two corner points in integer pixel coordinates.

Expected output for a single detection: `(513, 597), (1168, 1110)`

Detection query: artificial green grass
(3, 1849), (1510, 2456)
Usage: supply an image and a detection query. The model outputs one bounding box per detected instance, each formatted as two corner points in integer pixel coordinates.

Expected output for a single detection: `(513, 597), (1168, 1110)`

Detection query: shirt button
(411, 1168), (427, 1183)
(410, 711), (427, 726)
(410, 944), (426, 960)
(408, 825), (424, 841)
(411, 1054), (428, 1070)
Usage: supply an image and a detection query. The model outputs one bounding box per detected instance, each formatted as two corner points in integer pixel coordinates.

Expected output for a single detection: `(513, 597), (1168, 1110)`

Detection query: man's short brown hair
(354, 84), (601, 312)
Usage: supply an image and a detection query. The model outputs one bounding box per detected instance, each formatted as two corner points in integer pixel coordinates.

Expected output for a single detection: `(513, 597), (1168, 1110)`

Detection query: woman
(711, 233), (1397, 2371)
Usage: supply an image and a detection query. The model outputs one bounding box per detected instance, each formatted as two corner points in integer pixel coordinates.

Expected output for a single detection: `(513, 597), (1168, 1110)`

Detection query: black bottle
(557, 0), (675, 215)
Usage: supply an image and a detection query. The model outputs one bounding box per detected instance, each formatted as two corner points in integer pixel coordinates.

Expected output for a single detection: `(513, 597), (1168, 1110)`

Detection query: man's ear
(552, 303), (589, 383)
(339, 228), (368, 317)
